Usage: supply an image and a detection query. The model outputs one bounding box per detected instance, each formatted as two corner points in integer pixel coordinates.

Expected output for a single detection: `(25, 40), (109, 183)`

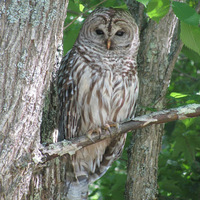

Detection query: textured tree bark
(125, 1), (183, 199)
(0, 1), (68, 199)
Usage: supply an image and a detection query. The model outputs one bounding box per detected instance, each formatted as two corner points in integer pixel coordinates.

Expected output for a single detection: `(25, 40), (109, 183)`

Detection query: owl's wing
(57, 50), (90, 199)
(57, 49), (80, 141)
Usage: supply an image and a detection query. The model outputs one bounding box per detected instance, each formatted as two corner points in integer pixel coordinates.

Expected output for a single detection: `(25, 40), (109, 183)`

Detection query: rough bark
(125, 1), (183, 199)
(0, 1), (68, 199)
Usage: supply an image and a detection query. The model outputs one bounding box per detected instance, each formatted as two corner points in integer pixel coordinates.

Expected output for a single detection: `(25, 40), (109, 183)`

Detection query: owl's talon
(102, 124), (111, 132)
(109, 122), (120, 130)
(104, 122), (119, 132)
(95, 128), (102, 139)
(86, 132), (95, 143)
(86, 127), (101, 142)
(101, 122), (120, 137)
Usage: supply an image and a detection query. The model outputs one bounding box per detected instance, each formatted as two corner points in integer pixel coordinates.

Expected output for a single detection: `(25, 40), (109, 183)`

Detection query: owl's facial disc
(93, 27), (129, 51)
(91, 18), (133, 51)
(79, 12), (138, 53)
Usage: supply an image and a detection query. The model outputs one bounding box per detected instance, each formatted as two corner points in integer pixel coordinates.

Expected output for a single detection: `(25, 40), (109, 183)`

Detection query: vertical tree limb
(125, 1), (184, 199)
(0, 1), (68, 199)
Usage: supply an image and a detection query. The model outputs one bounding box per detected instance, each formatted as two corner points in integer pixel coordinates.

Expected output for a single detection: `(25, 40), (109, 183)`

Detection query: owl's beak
(106, 39), (111, 50)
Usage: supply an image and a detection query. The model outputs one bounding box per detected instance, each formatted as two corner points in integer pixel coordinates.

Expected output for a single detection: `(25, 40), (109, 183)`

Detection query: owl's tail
(59, 134), (127, 199)
(61, 155), (89, 200)
(65, 180), (88, 200)
(88, 133), (127, 183)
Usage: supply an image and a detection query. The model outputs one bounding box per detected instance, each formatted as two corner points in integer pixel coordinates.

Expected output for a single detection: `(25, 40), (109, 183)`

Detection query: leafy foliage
(172, 1), (200, 55)
(172, 1), (200, 26)
(180, 22), (200, 55)
(137, 0), (200, 56)
(63, 0), (200, 199)
(171, 1), (200, 55)
(146, 0), (170, 23)
(136, 0), (151, 7)
(158, 53), (200, 199)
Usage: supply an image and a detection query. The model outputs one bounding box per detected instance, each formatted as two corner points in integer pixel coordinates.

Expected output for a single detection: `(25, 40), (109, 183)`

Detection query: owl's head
(76, 7), (140, 55)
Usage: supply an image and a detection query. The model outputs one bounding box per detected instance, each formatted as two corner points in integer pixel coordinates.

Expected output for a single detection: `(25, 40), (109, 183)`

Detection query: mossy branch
(34, 104), (200, 165)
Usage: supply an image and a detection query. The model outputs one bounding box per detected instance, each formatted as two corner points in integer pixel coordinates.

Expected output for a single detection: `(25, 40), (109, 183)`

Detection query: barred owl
(57, 7), (139, 199)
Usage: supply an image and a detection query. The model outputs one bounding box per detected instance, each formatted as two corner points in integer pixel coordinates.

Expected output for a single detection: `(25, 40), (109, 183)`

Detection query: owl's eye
(96, 29), (104, 35)
(115, 31), (125, 36)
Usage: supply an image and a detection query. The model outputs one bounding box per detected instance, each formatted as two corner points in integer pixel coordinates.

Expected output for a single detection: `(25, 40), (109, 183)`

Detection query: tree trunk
(0, 1), (68, 199)
(125, 1), (182, 199)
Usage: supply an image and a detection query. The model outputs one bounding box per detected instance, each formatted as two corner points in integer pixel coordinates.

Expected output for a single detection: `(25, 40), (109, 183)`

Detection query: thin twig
(174, 68), (198, 81)
(64, 0), (107, 30)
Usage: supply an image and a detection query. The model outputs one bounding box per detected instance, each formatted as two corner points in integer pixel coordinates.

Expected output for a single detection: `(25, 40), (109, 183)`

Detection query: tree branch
(174, 67), (198, 81)
(33, 104), (200, 165)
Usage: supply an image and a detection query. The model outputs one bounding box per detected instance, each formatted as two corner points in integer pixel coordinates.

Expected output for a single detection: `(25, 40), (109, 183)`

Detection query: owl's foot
(102, 122), (120, 136)
(102, 122), (120, 130)
(102, 124), (111, 132)
(86, 127), (101, 142)
(86, 122), (120, 141)
(109, 122), (120, 130)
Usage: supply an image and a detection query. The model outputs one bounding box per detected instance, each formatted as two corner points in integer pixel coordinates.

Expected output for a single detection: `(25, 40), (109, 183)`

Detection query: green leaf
(79, 4), (84, 12)
(172, 1), (200, 26)
(147, 0), (170, 23)
(113, 4), (128, 10)
(180, 22), (200, 56)
(136, 0), (151, 7)
(170, 92), (188, 98)
(68, 0), (81, 13)
(182, 118), (196, 129)
(182, 46), (200, 63)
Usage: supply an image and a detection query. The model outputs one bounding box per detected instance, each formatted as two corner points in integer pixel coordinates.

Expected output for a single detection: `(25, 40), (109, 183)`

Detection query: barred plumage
(57, 7), (140, 199)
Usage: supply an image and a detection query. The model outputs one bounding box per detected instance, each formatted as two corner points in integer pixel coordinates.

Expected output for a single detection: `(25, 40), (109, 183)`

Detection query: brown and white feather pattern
(57, 7), (139, 200)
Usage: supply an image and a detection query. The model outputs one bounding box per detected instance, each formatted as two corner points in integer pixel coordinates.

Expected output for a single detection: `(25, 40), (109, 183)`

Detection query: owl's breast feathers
(71, 50), (139, 132)
(58, 48), (139, 137)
